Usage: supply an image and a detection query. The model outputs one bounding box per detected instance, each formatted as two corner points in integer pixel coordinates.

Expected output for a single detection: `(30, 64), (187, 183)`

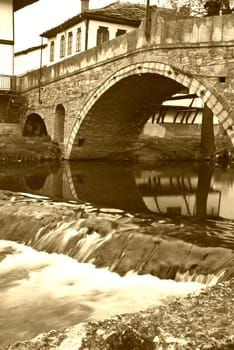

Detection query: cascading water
(29, 215), (233, 284)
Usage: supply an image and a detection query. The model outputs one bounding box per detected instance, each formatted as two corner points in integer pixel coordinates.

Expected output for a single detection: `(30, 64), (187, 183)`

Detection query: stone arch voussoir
(65, 61), (234, 159)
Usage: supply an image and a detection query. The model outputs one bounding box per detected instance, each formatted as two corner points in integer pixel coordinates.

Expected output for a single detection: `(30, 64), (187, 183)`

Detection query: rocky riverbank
(1, 279), (233, 350)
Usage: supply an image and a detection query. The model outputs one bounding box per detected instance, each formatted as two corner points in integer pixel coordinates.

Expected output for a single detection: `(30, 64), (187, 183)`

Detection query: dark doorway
(55, 104), (65, 142)
(23, 114), (48, 137)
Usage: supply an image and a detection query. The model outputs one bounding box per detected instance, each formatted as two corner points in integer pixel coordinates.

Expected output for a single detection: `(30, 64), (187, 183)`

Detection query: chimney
(81, 0), (89, 13)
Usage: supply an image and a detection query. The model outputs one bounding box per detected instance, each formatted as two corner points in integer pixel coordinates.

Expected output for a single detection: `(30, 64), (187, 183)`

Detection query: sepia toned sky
(14, 0), (163, 52)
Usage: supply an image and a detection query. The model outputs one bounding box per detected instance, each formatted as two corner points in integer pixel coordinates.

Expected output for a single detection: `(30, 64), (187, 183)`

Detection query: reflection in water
(196, 164), (215, 220)
(1, 161), (234, 220)
(135, 163), (219, 220)
(0, 162), (62, 198)
(25, 174), (47, 190)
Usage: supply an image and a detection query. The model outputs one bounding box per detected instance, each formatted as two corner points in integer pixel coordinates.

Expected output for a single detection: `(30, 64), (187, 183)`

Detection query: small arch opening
(23, 114), (48, 137)
(55, 104), (65, 142)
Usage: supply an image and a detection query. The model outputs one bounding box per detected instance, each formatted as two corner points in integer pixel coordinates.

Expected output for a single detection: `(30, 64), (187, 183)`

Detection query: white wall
(87, 19), (135, 49)
(14, 46), (47, 75)
(0, 0), (13, 40)
(0, 0), (14, 76)
(0, 44), (13, 75)
(47, 21), (87, 66)
(46, 19), (136, 65)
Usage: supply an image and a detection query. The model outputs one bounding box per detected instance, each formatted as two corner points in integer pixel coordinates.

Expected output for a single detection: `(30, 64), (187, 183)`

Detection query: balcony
(0, 74), (15, 93)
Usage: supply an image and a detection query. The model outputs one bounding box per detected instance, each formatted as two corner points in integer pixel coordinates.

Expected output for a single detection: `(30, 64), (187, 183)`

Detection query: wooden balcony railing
(0, 74), (15, 92)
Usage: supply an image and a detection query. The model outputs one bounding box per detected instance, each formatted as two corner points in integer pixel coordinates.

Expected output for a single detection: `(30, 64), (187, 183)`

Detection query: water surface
(0, 160), (233, 345)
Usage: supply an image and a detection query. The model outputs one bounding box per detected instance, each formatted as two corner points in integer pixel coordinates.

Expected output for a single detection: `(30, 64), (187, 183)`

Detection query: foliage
(165, 0), (233, 17)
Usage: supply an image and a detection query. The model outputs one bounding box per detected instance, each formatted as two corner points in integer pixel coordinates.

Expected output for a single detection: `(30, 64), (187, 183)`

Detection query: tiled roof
(41, 1), (177, 38)
(84, 1), (146, 22)
(86, 2), (178, 21)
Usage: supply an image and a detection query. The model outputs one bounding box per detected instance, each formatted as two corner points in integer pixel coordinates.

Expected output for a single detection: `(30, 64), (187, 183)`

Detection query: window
(50, 41), (55, 62)
(67, 31), (73, 55)
(116, 29), (126, 37)
(96, 26), (109, 46)
(76, 28), (82, 52)
(60, 35), (66, 58)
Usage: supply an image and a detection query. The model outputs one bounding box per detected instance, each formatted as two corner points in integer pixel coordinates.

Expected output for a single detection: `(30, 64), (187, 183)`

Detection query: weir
(0, 189), (233, 346)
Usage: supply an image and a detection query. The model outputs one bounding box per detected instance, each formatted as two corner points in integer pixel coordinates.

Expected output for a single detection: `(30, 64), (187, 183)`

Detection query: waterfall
(31, 217), (115, 262)
(175, 270), (226, 286)
(23, 215), (233, 285)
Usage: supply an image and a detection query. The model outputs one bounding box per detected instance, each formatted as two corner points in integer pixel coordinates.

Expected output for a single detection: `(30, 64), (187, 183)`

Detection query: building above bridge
(40, 1), (147, 66)
(41, 1), (146, 39)
(39, 1), (178, 68)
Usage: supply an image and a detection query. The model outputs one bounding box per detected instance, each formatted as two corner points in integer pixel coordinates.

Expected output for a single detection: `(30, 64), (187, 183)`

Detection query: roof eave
(41, 14), (84, 38)
(15, 43), (47, 56)
(41, 12), (142, 38)
(14, 0), (39, 11)
(86, 13), (142, 26)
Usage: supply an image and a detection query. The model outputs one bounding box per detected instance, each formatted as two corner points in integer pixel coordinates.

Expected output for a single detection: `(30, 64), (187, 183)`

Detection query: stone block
(190, 79), (201, 93)
(206, 95), (218, 109)
(222, 15), (234, 41)
(226, 117), (234, 127)
(197, 18), (213, 43)
(218, 110), (229, 123)
(226, 129), (234, 138)
(182, 75), (191, 88)
(212, 101), (224, 115)
(223, 118), (233, 129)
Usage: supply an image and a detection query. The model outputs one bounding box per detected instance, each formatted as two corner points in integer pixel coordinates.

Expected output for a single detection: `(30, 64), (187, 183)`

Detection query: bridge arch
(23, 113), (48, 137)
(65, 61), (233, 159)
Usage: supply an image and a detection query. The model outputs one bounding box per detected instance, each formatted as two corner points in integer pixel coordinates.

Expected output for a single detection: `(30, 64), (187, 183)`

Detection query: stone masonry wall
(0, 123), (21, 136)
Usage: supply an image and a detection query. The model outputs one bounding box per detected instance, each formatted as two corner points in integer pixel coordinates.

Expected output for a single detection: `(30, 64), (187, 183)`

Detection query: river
(0, 160), (233, 346)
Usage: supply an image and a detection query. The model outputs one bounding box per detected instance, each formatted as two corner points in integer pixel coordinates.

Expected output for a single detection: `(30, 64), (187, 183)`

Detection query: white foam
(0, 240), (205, 344)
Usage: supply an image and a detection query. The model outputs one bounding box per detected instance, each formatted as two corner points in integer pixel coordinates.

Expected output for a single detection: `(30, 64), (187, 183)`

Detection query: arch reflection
(135, 163), (220, 220)
(1, 161), (234, 221)
(25, 174), (47, 190)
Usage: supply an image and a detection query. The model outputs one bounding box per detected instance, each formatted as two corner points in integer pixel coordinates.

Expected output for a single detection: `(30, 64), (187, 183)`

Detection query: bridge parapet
(149, 10), (234, 46)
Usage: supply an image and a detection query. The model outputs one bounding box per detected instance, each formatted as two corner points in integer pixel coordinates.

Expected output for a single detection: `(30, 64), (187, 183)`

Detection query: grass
(0, 134), (232, 164)
(0, 135), (61, 163)
(127, 135), (233, 163)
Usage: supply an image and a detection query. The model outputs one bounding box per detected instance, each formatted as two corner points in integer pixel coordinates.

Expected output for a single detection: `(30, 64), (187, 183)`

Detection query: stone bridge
(16, 9), (234, 159)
